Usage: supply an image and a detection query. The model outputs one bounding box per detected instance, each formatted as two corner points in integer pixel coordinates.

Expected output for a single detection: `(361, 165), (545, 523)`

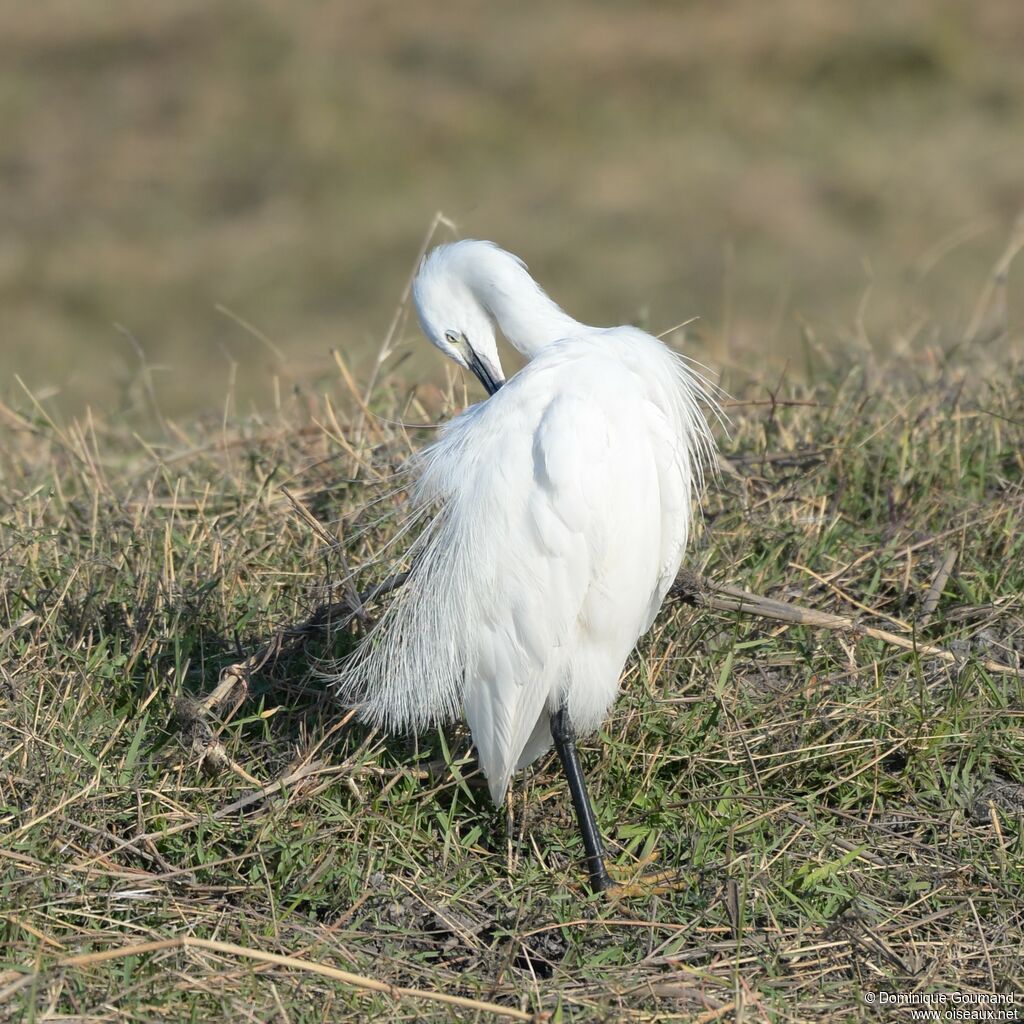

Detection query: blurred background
(1, 0), (1021, 417)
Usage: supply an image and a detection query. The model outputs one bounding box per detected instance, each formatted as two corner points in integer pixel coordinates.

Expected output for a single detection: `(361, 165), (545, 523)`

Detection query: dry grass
(1, 285), (1022, 1020)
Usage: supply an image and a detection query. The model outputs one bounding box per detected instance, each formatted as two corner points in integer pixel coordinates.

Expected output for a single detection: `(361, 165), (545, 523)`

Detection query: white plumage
(337, 240), (717, 810)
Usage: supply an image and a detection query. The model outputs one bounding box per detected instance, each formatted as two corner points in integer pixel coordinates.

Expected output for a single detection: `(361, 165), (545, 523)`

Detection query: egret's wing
(464, 363), (690, 799)
(460, 388), (608, 803)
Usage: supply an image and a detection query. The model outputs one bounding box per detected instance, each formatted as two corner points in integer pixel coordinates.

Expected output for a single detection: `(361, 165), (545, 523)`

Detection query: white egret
(338, 240), (718, 893)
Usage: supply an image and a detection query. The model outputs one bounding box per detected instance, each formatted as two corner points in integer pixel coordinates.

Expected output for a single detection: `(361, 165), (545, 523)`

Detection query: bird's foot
(611, 843), (662, 875)
(590, 847), (687, 898)
(603, 868), (687, 899)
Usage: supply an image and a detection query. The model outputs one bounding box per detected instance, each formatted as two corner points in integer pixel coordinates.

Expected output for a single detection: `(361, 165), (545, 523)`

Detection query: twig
(693, 1000), (737, 1024)
(791, 560), (911, 631)
(11, 936), (535, 1021)
(918, 548), (957, 625)
(210, 760), (329, 820)
(670, 570), (1020, 676)
(359, 211), (455, 424)
(178, 571), (409, 770)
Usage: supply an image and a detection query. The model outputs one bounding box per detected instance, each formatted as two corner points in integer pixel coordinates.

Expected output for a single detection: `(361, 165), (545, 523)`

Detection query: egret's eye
(444, 330), (461, 346)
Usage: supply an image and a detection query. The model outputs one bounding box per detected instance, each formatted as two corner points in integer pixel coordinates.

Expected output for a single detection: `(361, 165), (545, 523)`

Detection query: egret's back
(338, 327), (714, 804)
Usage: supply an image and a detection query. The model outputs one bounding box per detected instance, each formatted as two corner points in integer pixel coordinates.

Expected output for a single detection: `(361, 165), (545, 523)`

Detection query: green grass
(1, 325), (1023, 1021)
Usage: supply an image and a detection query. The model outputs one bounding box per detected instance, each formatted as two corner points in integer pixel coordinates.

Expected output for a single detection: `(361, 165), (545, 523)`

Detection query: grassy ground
(1, 286), (1022, 1022)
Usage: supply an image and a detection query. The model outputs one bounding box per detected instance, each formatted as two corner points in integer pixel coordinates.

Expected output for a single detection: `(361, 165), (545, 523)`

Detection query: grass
(1, 293), (1022, 1022)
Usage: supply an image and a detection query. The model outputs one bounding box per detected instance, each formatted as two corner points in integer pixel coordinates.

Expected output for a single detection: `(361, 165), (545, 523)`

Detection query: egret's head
(412, 241), (506, 396)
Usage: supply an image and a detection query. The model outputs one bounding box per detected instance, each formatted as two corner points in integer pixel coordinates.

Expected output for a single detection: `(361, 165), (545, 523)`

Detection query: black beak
(467, 349), (505, 396)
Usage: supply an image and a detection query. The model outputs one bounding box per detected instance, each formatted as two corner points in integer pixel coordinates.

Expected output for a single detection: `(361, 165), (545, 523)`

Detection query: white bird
(338, 239), (717, 893)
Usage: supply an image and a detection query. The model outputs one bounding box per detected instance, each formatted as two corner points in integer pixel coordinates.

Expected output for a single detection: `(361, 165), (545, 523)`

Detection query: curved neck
(466, 251), (585, 358)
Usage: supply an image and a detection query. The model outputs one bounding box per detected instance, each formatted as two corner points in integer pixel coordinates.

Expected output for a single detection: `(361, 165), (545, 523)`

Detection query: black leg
(550, 707), (613, 894)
